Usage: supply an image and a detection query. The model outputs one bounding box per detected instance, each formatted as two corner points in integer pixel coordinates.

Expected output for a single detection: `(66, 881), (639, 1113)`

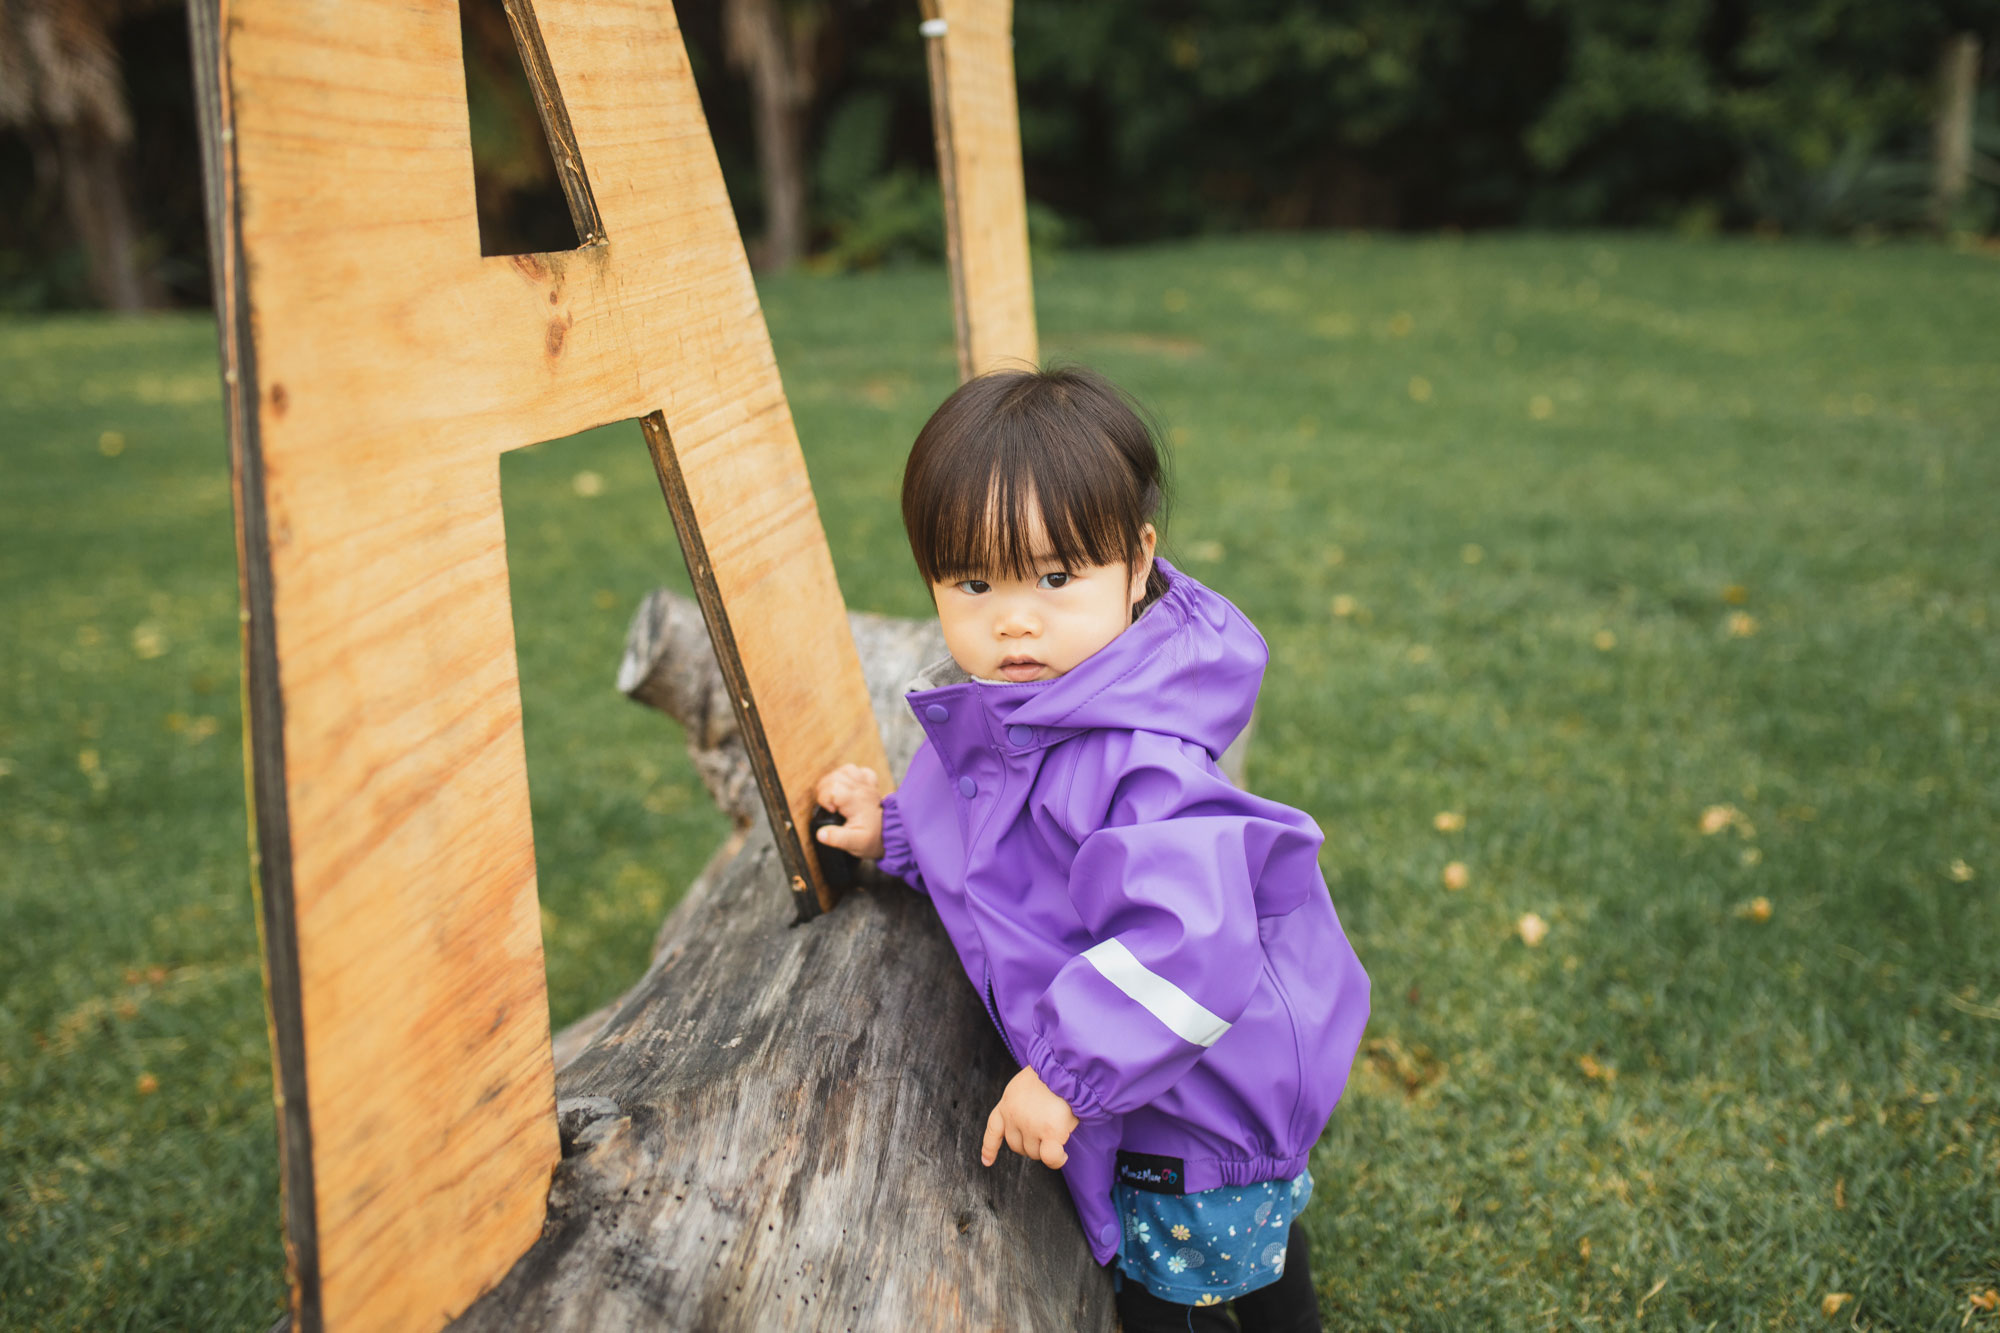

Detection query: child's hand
(981, 1066), (1078, 1170)
(813, 764), (885, 860)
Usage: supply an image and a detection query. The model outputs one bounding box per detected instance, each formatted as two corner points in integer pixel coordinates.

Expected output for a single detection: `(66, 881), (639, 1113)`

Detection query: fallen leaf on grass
(1821, 1292), (1852, 1317)
(1834, 1177), (1845, 1210)
(1362, 1036), (1445, 1097)
(1578, 1237), (1590, 1263)
(1969, 1288), (1998, 1312)
(1528, 394), (1555, 420)
(1727, 611), (1758, 637)
(1700, 804), (1742, 835)
(1948, 859), (1974, 883)
(1723, 584), (1749, 605)
(571, 470), (605, 498)
(1331, 595), (1357, 618)
(1737, 896), (1773, 923)
(136, 1073), (158, 1095)
(1441, 861), (1469, 891)
(1433, 811), (1465, 832)
(1577, 1055), (1616, 1083)
(1593, 629), (1617, 650)
(1516, 912), (1549, 946)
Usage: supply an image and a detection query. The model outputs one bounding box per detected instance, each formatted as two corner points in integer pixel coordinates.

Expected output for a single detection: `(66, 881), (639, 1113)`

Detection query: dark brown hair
(901, 365), (1171, 607)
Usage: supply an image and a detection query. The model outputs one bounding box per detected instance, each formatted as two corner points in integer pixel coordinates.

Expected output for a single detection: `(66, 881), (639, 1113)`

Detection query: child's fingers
(814, 823), (870, 854)
(815, 765), (854, 803)
(817, 768), (880, 816)
(980, 1108), (1004, 1167)
(829, 764), (876, 797)
(1020, 1130), (1041, 1163)
(1041, 1140), (1068, 1170)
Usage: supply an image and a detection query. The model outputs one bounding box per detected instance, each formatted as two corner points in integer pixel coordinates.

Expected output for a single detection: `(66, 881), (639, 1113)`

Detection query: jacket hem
(1195, 1152), (1312, 1194)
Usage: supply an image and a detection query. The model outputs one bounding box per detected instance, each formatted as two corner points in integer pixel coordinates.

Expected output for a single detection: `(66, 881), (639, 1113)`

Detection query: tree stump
(447, 592), (1114, 1332)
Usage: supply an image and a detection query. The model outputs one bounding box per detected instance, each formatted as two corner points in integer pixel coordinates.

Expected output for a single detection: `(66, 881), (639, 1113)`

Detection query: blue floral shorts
(1114, 1169), (1313, 1306)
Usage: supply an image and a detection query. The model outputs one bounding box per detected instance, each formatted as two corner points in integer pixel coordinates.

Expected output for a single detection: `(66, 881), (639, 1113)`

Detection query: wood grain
(191, 0), (890, 1326)
(921, 0), (1039, 380)
(447, 595), (1113, 1333)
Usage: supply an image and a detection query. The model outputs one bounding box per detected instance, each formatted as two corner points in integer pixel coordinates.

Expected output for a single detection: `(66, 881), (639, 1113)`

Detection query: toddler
(816, 366), (1369, 1332)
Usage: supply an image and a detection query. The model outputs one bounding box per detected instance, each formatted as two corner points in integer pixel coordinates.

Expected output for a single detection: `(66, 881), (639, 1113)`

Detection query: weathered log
(454, 593), (1112, 1332)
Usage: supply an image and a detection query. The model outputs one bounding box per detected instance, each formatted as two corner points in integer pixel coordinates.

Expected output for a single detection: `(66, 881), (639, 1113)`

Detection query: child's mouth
(997, 657), (1045, 682)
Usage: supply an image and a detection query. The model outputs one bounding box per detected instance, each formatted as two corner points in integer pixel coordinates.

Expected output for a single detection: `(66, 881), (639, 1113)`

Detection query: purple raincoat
(876, 560), (1370, 1265)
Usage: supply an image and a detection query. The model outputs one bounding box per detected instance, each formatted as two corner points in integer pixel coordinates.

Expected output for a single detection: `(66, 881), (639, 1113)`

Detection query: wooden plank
(920, 0), (1039, 380)
(188, 0), (891, 1327)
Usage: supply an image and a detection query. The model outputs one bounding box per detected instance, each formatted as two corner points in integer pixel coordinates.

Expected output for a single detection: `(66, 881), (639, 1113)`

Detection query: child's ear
(1128, 524), (1158, 606)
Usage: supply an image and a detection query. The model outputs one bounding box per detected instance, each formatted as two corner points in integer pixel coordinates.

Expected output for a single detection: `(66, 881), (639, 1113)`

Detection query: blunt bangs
(902, 367), (1168, 588)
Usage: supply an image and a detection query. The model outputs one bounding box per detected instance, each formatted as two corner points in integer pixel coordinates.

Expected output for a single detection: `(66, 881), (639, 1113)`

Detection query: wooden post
(1933, 32), (1983, 232)
(919, 0), (1039, 381)
(186, 0), (888, 1327)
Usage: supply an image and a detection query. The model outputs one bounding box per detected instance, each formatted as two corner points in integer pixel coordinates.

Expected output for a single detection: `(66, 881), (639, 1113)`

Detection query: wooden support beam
(920, 0), (1039, 381)
(187, 0), (889, 1327)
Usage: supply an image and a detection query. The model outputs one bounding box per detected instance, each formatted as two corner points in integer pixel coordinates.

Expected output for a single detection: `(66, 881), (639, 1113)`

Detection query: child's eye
(956, 579), (990, 595)
(1038, 572), (1072, 589)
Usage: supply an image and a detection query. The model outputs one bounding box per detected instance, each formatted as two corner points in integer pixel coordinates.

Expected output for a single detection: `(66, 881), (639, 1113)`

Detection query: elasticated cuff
(1027, 1031), (1112, 1123)
(874, 793), (924, 892)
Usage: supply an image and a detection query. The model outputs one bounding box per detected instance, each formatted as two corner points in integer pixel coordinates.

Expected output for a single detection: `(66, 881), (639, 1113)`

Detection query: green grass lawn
(3, 233), (1997, 1329)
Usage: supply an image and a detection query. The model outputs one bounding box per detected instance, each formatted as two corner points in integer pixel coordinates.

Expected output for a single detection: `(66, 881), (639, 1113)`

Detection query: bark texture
(722, 0), (817, 270)
(1931, 32), (1983, 230)
(0, 0), (159, 310)
(452, 592), (1113, 1332)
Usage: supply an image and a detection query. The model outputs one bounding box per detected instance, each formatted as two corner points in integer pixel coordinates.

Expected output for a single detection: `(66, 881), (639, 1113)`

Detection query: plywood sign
(186, 0), (889, 1327)
(920, 0), (1040, 380)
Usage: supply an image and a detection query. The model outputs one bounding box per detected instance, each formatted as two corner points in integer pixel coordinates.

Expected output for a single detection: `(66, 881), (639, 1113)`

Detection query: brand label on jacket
(1115, 1150), (1186, 1195)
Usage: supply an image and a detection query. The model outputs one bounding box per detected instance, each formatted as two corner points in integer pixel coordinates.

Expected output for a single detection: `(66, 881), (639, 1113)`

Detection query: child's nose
(996, 604), (1039, 637)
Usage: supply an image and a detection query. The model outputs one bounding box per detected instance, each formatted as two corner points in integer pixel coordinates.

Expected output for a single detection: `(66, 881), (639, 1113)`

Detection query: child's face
(931, 512), (1157, 684)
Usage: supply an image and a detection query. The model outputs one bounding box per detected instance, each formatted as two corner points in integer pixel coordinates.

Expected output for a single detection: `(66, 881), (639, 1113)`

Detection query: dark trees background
(1, 0), (1996, 311)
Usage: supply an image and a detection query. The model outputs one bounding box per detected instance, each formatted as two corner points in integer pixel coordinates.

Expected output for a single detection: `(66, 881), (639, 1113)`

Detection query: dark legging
(1113, 1221), (1321, 1333)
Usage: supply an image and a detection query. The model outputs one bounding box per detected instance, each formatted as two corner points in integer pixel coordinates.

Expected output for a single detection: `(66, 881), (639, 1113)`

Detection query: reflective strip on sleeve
(1081, 938), (1231, 1048)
